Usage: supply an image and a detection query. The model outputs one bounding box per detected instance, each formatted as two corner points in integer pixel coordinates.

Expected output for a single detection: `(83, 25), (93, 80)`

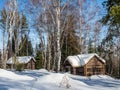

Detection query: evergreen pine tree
(35, 44), (43, 69)
(20, 13), (28, 36)
(19, 35), (33, 56)
(88, 38), (94, 53)
(61, 15), (79, 67)
(18, 13), (33, 56)
(101, 0), (120, 78)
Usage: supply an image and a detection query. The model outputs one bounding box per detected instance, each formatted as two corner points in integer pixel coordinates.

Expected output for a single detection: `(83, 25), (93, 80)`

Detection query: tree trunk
(52, 46), (56, 71)
(43, 48), (47, 69)
(78, 0), (83, 54)
(47, 35), (52, 71)
(56, 5), (61, 72)
(2, 29), (5, 69)
(52, 35), (56, 71)
(2, 50), (8, 69)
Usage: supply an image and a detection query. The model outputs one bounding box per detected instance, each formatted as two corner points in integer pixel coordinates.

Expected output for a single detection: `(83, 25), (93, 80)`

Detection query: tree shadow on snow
(14, 70), (50, 78)
(0, 78), (26, 90)
(71, 77), (120, 87)
(0, 84), (8, 90)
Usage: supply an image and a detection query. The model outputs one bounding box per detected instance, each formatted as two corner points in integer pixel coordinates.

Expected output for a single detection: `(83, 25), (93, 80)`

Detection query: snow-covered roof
(65, 53), (105, 67)
(7, 56), (36, 64)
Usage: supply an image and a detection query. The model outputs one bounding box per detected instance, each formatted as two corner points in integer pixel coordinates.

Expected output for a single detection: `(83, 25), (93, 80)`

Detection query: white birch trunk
(78, 0), (83, 54)
(2, 1), (10, 69)
(2, 27), (5, 69)
(56, 4), (61, 72)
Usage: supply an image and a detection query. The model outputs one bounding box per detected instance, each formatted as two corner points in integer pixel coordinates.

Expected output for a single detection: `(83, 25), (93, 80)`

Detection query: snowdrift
(0, 69), (120, 90)
(90, 75), (114, 80)
(0, 69), (34, 80)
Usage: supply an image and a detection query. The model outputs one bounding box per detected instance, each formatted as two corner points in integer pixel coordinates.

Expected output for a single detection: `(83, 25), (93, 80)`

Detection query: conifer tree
(61, 14), (79, 67)
(18, 13), (33, 56)
(35, 44), (43, 69)
(101, 0), (120, 77)
(19, 35), (33, 56)
(20, 13), (28, 36)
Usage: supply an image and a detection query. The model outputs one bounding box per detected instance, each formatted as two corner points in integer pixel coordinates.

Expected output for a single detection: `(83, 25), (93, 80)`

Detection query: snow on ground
(0, 69), (34, 80)
(0, 69), (120, 90)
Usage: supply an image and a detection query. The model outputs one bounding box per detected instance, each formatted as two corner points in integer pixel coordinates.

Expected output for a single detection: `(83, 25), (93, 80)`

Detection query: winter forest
(0, 0), (120, 79)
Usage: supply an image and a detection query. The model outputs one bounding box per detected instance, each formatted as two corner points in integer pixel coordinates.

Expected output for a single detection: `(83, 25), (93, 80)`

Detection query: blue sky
(0, 0), (4, 50)
(0, 1), (5, 9)
(0, 0), (107, 50)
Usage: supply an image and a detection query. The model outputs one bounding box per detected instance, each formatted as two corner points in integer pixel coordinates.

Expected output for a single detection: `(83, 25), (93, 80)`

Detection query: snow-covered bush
(59, 74), (71, 89)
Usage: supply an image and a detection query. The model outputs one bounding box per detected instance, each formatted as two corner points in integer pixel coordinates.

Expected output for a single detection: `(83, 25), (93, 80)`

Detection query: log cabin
(7, 56), (36, 70)
(64, 53), (105, 76)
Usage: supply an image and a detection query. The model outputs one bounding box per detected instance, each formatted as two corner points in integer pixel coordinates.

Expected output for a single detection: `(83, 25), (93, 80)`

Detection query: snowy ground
(0, 69), (120, 90)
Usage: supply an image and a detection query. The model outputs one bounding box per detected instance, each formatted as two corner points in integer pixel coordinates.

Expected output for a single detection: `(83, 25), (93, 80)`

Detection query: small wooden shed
(64, 53), (105, 76)
(7, 56), (36, 70)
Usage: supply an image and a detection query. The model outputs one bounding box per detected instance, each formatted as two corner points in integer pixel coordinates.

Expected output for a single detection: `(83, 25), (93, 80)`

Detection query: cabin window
(93, 68), (102, 75)
(96, 68), (101, 72)
(87, 68), (92, 72)
(87, 67), (102, 74)
(76, 67), (84, 75)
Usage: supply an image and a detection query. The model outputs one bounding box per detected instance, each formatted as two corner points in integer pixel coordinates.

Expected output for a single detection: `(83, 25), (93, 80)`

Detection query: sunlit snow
(0, 69), (120, 90)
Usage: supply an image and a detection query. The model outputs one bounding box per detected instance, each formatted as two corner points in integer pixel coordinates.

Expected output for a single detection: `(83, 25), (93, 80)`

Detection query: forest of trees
(0, 0), (120, 78)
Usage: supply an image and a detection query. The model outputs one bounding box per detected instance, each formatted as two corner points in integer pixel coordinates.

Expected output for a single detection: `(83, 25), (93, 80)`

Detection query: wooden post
(103, 64), (105, 75)
(73, 68), (76, 75)
(84, 65), (87, 76)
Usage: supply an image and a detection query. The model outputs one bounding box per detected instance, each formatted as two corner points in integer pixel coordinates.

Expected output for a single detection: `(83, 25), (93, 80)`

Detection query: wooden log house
(7, 56), (36, 70)
(64, 53), (105, 76)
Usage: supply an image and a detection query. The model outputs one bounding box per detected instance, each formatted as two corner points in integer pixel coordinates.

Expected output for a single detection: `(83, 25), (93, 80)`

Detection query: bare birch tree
(1, 0), (16, 69)
(29, 0), (69, 72)
(49, 0), (70, 72)
(7, 0), (18, 69)
(1, 0), (26, 69)
(77, 0), (100, 54)
(29, 0), (48, 69)
(0, 8), (8, 69)
(52, 0), (61, 72)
